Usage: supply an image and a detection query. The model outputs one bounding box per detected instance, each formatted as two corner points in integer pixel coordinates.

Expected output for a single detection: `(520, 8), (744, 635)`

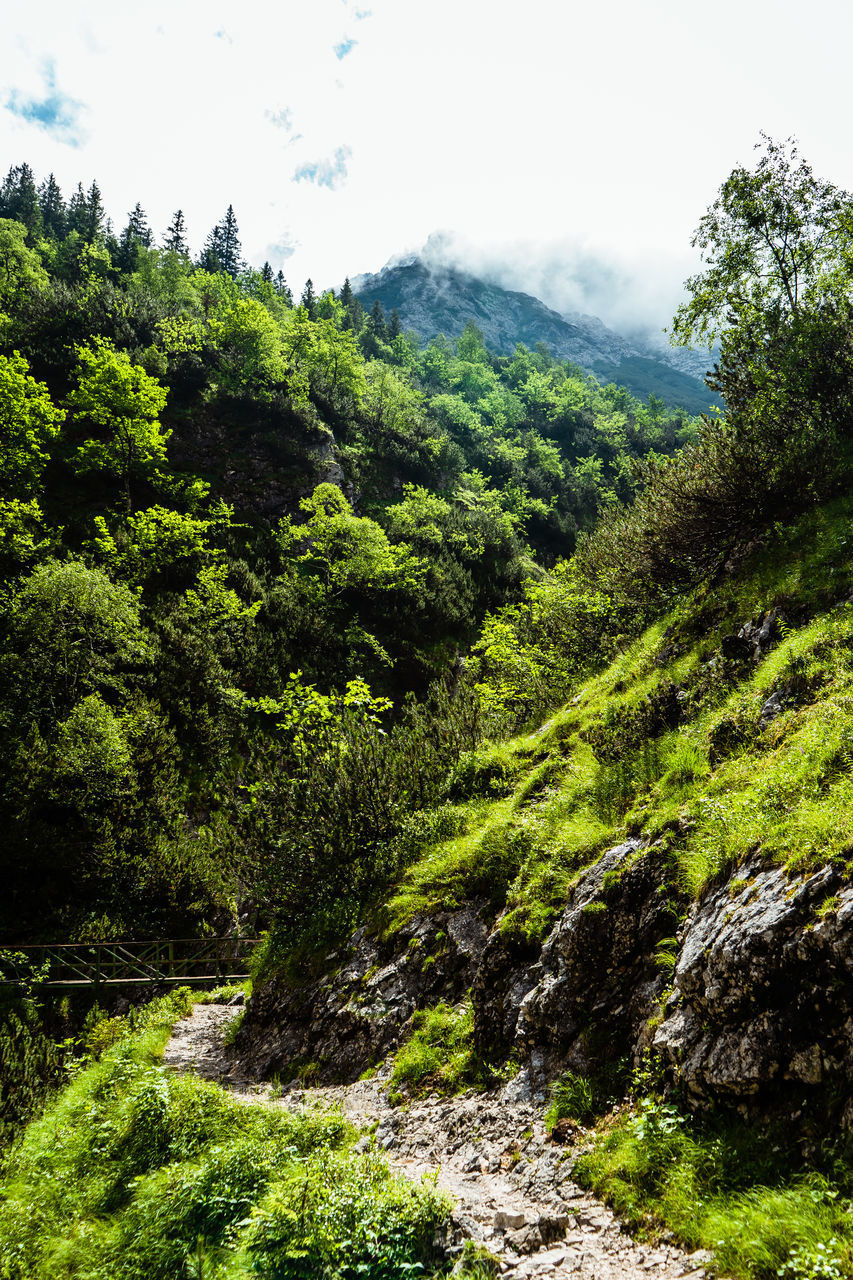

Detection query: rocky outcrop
(237, 833), (853, 1136)
(232, 902), (490, 1083)
(168, 400), (337, 518)
(353, 257), (713, 413)
(473, 840), (681, 1078)
(654, 858), (853, 1123)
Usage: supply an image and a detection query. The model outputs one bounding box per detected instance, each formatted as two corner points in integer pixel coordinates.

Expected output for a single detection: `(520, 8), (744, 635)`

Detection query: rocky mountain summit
(354, 258), (717, 414)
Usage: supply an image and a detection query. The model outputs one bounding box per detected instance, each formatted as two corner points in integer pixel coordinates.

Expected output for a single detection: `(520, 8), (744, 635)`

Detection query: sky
(1, 0), (852, 341)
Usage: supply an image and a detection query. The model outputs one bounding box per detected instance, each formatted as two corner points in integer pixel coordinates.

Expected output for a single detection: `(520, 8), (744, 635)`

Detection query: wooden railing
(0, 938), (260, 990)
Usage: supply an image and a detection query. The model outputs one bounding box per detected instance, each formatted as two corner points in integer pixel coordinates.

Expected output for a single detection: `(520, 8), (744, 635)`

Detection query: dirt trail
(163, 1005), (709, 1280)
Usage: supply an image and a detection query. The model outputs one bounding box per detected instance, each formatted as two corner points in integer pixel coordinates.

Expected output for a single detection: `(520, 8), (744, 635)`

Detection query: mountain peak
(355, 256), (716, 414)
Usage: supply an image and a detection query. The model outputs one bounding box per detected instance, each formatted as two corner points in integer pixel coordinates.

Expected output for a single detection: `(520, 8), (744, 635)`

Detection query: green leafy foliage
(0, 350), (62, 497)
(0, 993), (450, 1280)
(583, 138), (853, 606)
(577, 1090), (853, 1280)
(67, 337), (170, 512)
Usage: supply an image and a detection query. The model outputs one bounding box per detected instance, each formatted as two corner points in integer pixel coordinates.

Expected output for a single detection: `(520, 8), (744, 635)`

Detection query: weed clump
(389, 1000), (481, 1102)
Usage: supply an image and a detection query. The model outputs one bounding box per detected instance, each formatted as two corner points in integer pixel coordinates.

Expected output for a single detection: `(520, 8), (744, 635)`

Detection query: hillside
(235, 495), (853, 1276)
(354, 258), (718, 415)
(5, 136), (853, 1280)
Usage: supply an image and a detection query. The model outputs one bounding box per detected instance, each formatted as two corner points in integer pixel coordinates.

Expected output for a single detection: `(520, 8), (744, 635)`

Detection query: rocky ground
(163, 1004), (708, 1279)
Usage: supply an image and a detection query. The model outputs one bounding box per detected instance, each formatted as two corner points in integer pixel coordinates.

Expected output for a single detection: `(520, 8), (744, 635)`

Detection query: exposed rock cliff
(654, 858), (853, 1124)
(237, 841), (853, 1139)
(233, 903), (489, 1082)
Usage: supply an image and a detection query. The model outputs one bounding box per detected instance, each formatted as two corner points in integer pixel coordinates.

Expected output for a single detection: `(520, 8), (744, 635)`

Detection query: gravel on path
(163, 1004), (710, 1280)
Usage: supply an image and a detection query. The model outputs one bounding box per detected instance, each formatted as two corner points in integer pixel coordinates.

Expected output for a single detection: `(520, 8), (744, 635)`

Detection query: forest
(5, 136), (853, 1280)
(0, 161), (696, 948)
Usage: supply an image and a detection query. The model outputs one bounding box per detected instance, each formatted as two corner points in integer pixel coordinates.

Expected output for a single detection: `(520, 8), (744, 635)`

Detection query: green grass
(545, 1070), (597, 1129)
(382, 494), (853, 941)
(0, 988), (451, 1279)
(576, 1094), (853, 1280)
(389, 1000), (481, 1102)
(195, 981), (251, 1005)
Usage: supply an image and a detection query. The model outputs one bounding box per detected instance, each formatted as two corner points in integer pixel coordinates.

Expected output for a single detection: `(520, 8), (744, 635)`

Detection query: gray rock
(494, 1210), (527, 1231)
(758, 690), (785, 728)
(654, 858), (853, 1120)
(506, 1224), (543, 1253)
(473, 840), (682, 1075)
(234, 902), (490, 1083)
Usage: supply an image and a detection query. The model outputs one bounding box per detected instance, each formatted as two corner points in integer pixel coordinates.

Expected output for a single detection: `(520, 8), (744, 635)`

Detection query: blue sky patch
(333, 37), (357, 60)
(293, 145), (351, 190)
(5, 60), (85, 145)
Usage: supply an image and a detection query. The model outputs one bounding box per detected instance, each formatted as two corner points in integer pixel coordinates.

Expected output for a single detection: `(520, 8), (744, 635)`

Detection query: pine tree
(66, 182), (89, 237)
(388, 308), (403, 340)
(83, 181), (106, 243)
(219, 205), (243, 277)
(198, 205), (243, 278)
(163, 209), (189, 255)
(198, 224), (224, 273)
(118, 202), (152, 270)
(261, 261), (274, 283)
(274, 270), (293, 305)
(38, 173), (66, 239)
(348, 297), (364, 332)
(0, 164), (42, 240)
(300, 278), (317, 319)
(339, 277), (354, 308)
(369, 298), (389, 343)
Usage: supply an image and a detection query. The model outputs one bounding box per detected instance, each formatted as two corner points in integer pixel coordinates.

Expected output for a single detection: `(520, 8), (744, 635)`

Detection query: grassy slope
(381, 494), (853, 1280)
(386, 495), (853, 944)
(0, 991), (450, 1280)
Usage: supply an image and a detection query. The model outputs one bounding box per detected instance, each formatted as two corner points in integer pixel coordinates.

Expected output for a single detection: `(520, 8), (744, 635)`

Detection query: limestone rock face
(235, 829), (853, 1136)
(232, 902), (489, 1083)
(654, 859), (853, 1112)
(473, 840), (680, 1074)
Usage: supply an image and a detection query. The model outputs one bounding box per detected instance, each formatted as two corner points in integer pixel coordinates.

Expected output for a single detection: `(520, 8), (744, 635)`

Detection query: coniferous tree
(83, 181), (106, 243)
(198, 224), (224, 274)
(300, 278), (317, 319)
(219, 205), (243, 277)
(66, 180), (105, 243)
(163, 209), (189, 255)
(199, 205), (243, 278)
(369, 298), (389, 342)
(339, 278), (360, 331)
(117, 203), (152, 270)
(129, 203), (152, 247)
(388, 308), (403, 340)
(0, 164), (42, 240)
(37, 173), (66, 239)
(274, 270), (293, 305)
(66, 182), (88, 237)
(261, 261), (274, 283)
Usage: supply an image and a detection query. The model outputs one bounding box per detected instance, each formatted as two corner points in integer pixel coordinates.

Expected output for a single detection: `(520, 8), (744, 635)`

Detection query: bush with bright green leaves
(0, 989), (451, 1280)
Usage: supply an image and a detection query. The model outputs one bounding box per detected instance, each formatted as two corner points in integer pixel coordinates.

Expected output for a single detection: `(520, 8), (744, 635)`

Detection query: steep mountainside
(240, 493), (853, 1135)
(354, 258), (718, 414)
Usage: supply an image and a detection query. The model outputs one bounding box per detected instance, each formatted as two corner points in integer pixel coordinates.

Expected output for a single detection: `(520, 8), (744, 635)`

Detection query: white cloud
(1, 0), (852, 334)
